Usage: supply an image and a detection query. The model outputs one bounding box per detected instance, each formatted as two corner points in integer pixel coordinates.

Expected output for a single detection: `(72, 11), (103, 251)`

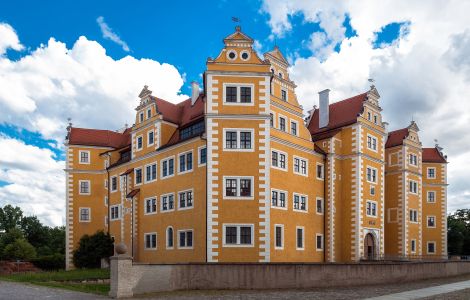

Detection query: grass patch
(0, 268), (110, 295)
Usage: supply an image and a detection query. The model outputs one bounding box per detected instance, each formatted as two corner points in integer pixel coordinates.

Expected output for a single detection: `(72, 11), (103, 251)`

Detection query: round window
(227, 50), (237, 60)
(241, 51), (250, 60)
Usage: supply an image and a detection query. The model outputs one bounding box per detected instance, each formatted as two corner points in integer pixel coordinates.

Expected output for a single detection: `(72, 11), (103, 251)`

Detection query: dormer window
(139, 112), (144, 123)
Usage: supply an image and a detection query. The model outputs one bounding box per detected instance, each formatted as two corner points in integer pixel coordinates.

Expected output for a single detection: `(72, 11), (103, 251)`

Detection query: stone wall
(109, 256), (470, 298)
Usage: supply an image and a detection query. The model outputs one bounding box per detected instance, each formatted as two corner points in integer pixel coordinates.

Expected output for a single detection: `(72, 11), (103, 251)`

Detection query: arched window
(166, 227), (174, 249)
(278, 72), (283, 79)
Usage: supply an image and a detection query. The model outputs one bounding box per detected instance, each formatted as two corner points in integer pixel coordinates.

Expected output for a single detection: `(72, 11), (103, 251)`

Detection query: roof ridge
(329, 92), (367, 107)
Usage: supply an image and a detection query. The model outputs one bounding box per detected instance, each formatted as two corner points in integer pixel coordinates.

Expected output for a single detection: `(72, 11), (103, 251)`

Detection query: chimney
(319, 89), (330, 128)
(191, 81), (199, 106)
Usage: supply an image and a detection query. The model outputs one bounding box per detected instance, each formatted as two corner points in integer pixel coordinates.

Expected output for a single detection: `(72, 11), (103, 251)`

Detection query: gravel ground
(0, 281), (105, 300)
(421, 288), (470, 300)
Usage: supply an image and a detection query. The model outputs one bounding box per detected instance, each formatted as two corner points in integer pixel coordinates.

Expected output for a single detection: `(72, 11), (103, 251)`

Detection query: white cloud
(0, 135), (65, 227)
(0, 23), (24, 55)
(96, 16), (130, 52)
(262, 0), (470, 212)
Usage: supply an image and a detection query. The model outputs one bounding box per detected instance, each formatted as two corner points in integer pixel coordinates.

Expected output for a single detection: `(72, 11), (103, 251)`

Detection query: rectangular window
(179, 121), (205, 140)
(427, 168), (436, 179)
(271, 190), (287, 209)
(139, 112), (144, 123)
(223, 225), (253, 246)
(111, 176), (117, 192)
(275, 225), (283, 249)
(366, 200), (377, 217)
(427, 242), (436, 254)
(224, 129), (254, 151)
(147, 108), (151, 119)
(427, 191), (436, 203)
(409, 180), (418, 194)
(290, 121), (297, 136)
(225, 86), (237, 102)
(110, 205), (120, 220)
(279, 117), (286, 132)
(135, 168), (142, 185)
(79, 180), (90, 195)
(293, 157), (308, 176)
(148, 130), (154, 146)
(409, 154), (418, 166)
(366, 167), (377, 183)
(144, 233), (157, 249)
(411, 239), (416, 253)
(178, 230), (193, 248)
(224, 177), (253, 199)
(161, 194), (175, 212)
(409, 209), (418, 223)
(145, 163), (157, 182)
(296, 227), (304, 250)
(427, 216), (436, 228)
(79, 208), (90, 222)
(270, 113), (274, 127)
(226, 131), (237, 149)
(293, 194), (308, 212)
(374, 115), (378, 124)
(136, 136), (143, 150)
(161, 157), (175, 178)
(316, 163), (324, 180)
(178, 190), (193, 209)
(316, 234), (324, 251)
(178, 151), (193, 173)
(316, 198), (324, 214)
(240, 87), (251, 103)
(104, 196), (108, 206)
(79, 150), (90, 164)
(199, 147), (207, 165)
(240, 132), (252, 149)
(281, 89), (287, 101)
(367, 135), (378, 151)
(145, 197), (157, 214)
(224, 85), (252, 104)
(271, 150), (287, 170)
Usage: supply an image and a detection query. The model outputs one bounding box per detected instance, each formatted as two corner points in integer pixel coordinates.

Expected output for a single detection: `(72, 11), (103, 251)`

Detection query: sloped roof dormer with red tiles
(67, 127), (131, 149)
(423, 147), (447, 163)
(385, 128), (409, 148)
(308, 92), (367, 140)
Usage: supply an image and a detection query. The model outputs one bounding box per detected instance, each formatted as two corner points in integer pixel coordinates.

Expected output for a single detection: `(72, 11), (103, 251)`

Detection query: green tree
(73, 231), (114, 268)
(20, 216), (48, 249)
(0, 228), (24, 259)
(0, 205), (23, 232)
(3, 238), (37, 260)
(447, 209), (470, 256)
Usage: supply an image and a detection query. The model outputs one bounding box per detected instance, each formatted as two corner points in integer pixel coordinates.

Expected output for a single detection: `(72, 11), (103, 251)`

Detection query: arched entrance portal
(364, 233), (376, 260)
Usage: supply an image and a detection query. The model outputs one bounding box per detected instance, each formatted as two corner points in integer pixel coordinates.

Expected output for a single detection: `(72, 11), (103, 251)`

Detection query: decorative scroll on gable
(365, 86), (381, 108)
(136, 85), (153, 110)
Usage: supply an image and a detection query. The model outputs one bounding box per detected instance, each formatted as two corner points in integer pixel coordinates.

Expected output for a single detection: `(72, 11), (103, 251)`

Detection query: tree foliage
(3, 238), (37, 260)
(447, 209), (470, 256)
(73, 231), (114, 268)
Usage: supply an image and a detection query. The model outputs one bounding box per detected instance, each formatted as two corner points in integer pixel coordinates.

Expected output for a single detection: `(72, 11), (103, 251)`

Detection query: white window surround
(160, 193), (175, 213)
(78, 150), (90, 164)
(160, 156), (175, 179)
(177, 150), (194, 175)
(147, 130), (154, 147)
(226, 49), (237, 61)
(411, 239), (417, 253)
(198, 146), (207, 166)
(222, 83), (255, 106)
(110, 205), (121, 221)
(136, 135), (143, 151)
(366, 134), (378, 152)
(240, 50), (251, 61)
(177, 188), (194, 210)
(78, 180), (91, 195)
(293, 155), (308, 177)
(316, 163), (325, 180)
(281, 87), (288, 102)
(144, 196), (158, 215)
(274, 224), (284, 250)
(223, 128), (255, 152)
(296, 226), (305, 250)
(316, 233), (324, 251)
(366, 200), (378, 218)
(271, 148), (288, 171)
(409, 153), (418, 166)
(144, 232), (157, 250)
(134, 167), (143, 186)
(147, 108), (152, 119)
(144, 162), (158, 183)
(139, 112), (144, 123)
(293, 193), (308, 213)
(290, 120), (298, 136)
(366, 166), (378, 184)
(427, 215), (437, 228)
(104, 196), (108, 207)
(409, 209), (418, 223)
(427, 167), (436, 179)
(316, 197), (324, 215)
(223, 176), (254, 200)
(166, 226), (174, 249)
(427, 191), (436, 203)
(177, 229), (194, 249)
(271, 189), (288, 210)
(110, 176), (118, 193)
(427, 241), (436, 254)
(104, 179), (108, 190)
(409, 180), (418, 194)
(278, 114), (288, 132)
(79, 207), (91, 222)
(222, 224), (255, 247)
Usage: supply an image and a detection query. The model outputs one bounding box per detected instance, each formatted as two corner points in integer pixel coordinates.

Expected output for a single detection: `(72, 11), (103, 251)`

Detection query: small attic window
(241, 51), (250, 60)
(227, 50), (237, 60)
(139, 112), (144, 123)
(278, 72), (283, 79)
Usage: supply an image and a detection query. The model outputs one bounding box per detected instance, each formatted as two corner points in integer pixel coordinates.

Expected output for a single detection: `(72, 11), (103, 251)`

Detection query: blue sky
(1, 1), (468, 226)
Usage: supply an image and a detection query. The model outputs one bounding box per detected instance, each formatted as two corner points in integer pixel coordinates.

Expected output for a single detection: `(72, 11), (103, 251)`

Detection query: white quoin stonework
(319, 89), (330, 128)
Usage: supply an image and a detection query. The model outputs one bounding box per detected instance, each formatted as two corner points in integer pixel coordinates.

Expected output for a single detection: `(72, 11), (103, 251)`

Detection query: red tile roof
(153, 94), (205, 127)
(423, 148), (447, 163)
(68, 127), (131, 148)
(126, 189), (140, 199)
(385, 128), (409, 148)
(308, 92), (367, 137)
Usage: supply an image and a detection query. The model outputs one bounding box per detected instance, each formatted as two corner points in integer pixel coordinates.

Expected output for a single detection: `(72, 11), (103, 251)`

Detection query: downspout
(106, 153), (111, 235)
(323, 153), (327, 263)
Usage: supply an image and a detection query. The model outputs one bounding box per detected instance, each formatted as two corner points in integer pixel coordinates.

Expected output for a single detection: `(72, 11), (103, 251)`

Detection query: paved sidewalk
(365, 280), (470, 300)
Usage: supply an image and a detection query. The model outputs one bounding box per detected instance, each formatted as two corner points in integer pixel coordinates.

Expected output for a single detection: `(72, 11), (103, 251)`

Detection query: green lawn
(0, 268), (110, 295)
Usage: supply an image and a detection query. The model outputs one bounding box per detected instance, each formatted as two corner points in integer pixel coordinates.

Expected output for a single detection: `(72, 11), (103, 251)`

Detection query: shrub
(73, 231), (114, 268)
(31, 253), (65, 270)
(3, 238), (37, 260)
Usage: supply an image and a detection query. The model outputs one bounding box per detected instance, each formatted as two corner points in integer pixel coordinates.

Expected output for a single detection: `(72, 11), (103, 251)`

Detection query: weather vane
(232, 17), (240, 23)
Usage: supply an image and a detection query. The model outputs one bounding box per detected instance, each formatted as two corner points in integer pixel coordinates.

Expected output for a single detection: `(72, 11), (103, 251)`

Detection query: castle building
(64, 27), (448, 269)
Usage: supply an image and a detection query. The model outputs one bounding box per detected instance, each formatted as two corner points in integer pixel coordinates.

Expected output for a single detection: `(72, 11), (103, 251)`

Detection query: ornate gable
(264, 46), (288, 67)
(136, 85), (154, 111)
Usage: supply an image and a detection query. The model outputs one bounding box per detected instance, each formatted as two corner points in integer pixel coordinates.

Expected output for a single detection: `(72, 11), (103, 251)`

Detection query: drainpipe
(322, 152), (327, 263)
(106, 153), (111, 235)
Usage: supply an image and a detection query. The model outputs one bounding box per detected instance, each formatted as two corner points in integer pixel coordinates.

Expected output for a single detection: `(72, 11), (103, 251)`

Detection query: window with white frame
(145, 197), (157, 214)
(427, 191), (436, 203)
(281, 89), (287, 101)
(270, 113), (274, 127)
(366, 200), (377, 217)
(409, 180), (418, 194)
(224, 85), (252, 104)
(145, 163), (157, 182)
(198, 147), (207, 166)
(373, 115), (378, 124)
(223, 224), (253, 246)
(224, 129), (253, 151)
(271, 190), (287, 209)
(135, 168), (143, 185)
(409, 209), (418, 223)
(178, 190), (193, 209)
(293, 193), (308, 212)
(427, 241), (436, 254)
(279, 117), (286, 132)
(161, 157), (175, 178)
(144, 233), (157, 249)
(178, 151), (193, 173)
(111, 176), (117, 192)
(104, 196), (108, 206)
(293, 156), (308, 176)
(409, 154), (418, 166)
(166, 227), (174, 249)
(411, 239), (416, 253)
(110, 205), (120, 220)
(147, 108), (151, 119)
(79, 150), (90, 164)
(139, 112), (144, 123)
(224, 177), (253, 199)
(79, 208), (90, 222)
(178, 230), (193, 248)
(271, 150), (287, 170)
(79, 180), (90, 195)
(427, 216), (436, 228)
(316, 234), (324, 251)
(104, 179), (108, 190)
(427, 167), (436, 179)
(274, 225), (283, 249)
(316, 197), (324, 214)
(161, 193), (175, 212)
(316, 163), (324, 180)
(370, 186), (376, 195)
(296, 227), (304, 250)
(290, 121), (298, 136)
(367, 135), (378, 151)
(136, 135), (143, 150)
(366, 167), (377, 183)
(147, 130), (154, 146)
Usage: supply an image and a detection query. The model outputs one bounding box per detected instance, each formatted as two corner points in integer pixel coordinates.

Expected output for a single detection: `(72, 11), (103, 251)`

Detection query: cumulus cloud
(96, 16), (130, 52)
(0, 23), (24, 55)
(262, 0), (470, 212)
(0, 135), (65, 226)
